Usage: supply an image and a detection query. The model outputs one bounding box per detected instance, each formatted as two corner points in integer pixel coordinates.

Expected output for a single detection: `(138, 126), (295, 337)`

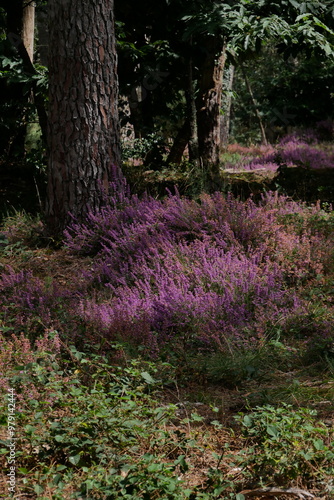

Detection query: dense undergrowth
(1, 166), (334, 498)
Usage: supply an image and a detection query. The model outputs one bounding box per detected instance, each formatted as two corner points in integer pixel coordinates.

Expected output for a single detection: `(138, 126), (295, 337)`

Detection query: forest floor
(1, 134), (334, 497)
(1, 240), (334, 500)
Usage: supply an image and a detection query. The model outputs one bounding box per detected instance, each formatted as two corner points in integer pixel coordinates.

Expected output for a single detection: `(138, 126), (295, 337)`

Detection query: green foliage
(117, 0), (334, 155)
(235, 404), (334, 487)
(122, 133), (167, 165)
(1, 341), (333, 497)
(0, 55), (47, 95)
(181, 0), (334, 59)
(0, 346), (242, 499)
(232, 49), (334, 143)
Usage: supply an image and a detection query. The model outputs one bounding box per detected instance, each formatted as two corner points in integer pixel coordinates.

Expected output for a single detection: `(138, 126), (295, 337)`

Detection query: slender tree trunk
(4, 0), (48, 146)
(128, 87), (144, 139)
(241, 64), (268, 145)
(46, 0), (121, 237)
(22, 0), (35, 62)
(221, 64), (235, 145)
(197, 39), (226, 189)
(128, 85), (155, 139)
(187, 38), (200, 166)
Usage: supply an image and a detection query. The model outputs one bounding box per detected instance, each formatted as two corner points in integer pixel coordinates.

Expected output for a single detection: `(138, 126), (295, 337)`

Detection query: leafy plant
(0, 345), (242, 499)
(235, 404), (334, 488)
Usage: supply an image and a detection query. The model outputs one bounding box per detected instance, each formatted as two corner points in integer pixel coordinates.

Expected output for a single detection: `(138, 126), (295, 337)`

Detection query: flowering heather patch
(242, 136), (334, 172)
(2, 177), (333, 358)
(79, 241), (289, 353)
(276, 141), (334, 170)
(280, 121), (333, 144)
(224, 130), (334, 172)
(64, 182), (334, 354)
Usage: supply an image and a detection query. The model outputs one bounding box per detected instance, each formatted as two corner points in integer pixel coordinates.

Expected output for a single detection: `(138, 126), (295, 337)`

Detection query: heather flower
(1, 176), (329, 359)
(244, 138), (334, 171)
(68, 186), (304, 353)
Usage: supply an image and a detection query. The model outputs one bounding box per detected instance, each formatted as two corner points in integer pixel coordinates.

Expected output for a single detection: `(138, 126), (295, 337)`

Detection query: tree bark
(45, 0), (121, 237)
(196, 39), (226, 190)
(167, 120), (190, 165)
(35, 5), (48, 66)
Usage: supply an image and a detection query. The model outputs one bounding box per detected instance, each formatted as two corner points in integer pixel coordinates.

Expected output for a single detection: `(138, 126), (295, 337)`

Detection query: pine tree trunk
(35, 7), (48, 66)
(46, 0), (121, 237)
(197, 40), (226, 190)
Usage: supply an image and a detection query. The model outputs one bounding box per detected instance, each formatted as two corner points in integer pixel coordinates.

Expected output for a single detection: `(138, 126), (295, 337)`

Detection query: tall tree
(45, 0), (121, 236)
(196, 37), (226, 188)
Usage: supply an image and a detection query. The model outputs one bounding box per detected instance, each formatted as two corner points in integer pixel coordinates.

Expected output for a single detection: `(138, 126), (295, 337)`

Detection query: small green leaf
(191, 412), (204, 422)
(141, 371), (155, 384)
(24, 425), (36, 434)
(69, 454), (81, 466)
(55, 465), (67, 471)
(313, 439), (324, 450)
(50, 422), (61, 429)
(266, 425), (279, 437)
(243, 415), (253, 427)
(53, 473), (63, 485)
